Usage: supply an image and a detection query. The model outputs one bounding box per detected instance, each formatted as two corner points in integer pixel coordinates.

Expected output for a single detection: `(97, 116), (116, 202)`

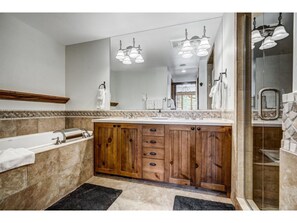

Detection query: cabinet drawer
(143, 158), (164, 173)
(143, 136), (164, 148)
(143, 148), (164, 160)
(143, 171), (164, 182)
(143, 125), (164, 136)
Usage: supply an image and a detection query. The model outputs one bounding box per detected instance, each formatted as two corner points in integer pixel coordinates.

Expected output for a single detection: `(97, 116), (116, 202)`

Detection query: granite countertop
(252, 119), (282, 127)
(92, 117), (233, 126)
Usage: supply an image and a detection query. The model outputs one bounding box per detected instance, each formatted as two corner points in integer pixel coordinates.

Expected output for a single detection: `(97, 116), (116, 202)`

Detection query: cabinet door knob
(191, 127), (195, 130)
(150, 140), (157, 144)
(149, 162), (156, 166)
(150, 128), (157, 132)
(170, 160), (173, 165)
(195, 163), (199, 168)
(197, 127), (201, 131)
(149, 152), (157, 156)
(117, 125), (121, 127)
(113, 125), (116, 127)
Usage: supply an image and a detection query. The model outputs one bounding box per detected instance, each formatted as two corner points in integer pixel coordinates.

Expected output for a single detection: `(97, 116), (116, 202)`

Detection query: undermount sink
(260, 149), (280, 163)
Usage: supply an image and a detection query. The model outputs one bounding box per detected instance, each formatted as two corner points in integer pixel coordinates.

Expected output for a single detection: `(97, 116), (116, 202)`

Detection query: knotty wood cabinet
(94, 122), (231, 196)
(195, 126), (231, 195)
(94, 123), (142, 178)
(164, 125), (195, 186)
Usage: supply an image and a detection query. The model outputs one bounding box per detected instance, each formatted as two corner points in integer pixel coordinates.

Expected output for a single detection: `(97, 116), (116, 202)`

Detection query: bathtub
(0, 130), (93, 154)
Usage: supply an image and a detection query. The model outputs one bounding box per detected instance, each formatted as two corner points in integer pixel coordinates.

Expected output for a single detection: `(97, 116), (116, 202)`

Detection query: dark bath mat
(46, 183), (122, 210)
(173, 195), (235, 210)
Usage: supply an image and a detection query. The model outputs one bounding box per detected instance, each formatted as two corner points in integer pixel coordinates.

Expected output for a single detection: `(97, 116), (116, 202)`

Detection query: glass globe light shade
(251, 29), (264, 43)
(197, 49), (208, 57)
(135, 54), (144, 63)
(129, 47), (139, 58)
(181, 40), (193, 52)
(122, 55), (132, 65)
(116, 50), (125, 60)
(271, 25), (289, 41)
(259, 36), (277, 50)
(182, 51), (193, 59)
(198, 37), (211, 50)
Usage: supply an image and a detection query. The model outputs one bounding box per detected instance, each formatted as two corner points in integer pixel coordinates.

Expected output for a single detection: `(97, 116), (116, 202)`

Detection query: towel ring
(98, 81), (106, 89)
(214, 69), (227, 82)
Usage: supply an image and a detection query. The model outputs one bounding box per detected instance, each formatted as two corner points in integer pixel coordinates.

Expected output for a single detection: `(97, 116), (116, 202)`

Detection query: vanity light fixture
(178, 26), (211, 58)
(252, 13), (289, 50)
(115, 38), (144, 64)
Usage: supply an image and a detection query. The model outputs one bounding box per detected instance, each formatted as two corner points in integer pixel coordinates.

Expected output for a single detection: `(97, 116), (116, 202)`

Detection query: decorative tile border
(0, 110), (230, 120)
(281, 92), (297, 156)
(252, 110), (283, 120)
(0, 110), (65, 119)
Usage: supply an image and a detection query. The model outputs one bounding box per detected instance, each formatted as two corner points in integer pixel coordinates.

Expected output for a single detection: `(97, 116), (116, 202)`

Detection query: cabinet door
(165, 125), (196, 185)
(118, 124), (142, 178)
(94, 123), (118, 174)
(196, 126), (231, 194)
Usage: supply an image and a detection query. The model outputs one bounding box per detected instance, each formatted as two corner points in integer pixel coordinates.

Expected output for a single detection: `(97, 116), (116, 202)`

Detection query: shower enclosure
(245, 13), (294, 210)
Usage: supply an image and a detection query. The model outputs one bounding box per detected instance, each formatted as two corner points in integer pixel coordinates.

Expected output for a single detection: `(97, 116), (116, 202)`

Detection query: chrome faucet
(81, 128), (91, 137)
(53, 130), (66, 143)
(52, 137), (62, 145)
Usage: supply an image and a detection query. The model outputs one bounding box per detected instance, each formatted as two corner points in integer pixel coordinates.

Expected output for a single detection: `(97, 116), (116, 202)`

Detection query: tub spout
(81, 128), (91, 138)
(53, 130), (66, 143)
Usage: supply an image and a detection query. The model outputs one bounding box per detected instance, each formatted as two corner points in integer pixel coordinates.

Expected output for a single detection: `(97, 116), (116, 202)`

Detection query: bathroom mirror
(110, 16), (226, 110)
(252, 13), (293, 111)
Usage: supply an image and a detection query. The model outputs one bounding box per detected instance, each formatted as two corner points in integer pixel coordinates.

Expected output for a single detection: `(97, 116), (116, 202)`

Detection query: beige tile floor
(86, 176), (233, 210)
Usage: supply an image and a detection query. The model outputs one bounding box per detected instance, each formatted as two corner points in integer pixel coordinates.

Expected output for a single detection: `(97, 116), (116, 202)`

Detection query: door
(118, 124), (142, 178)
(196, 126), (231, 194)
(165, 125), (196, 185)
(94, 123), (118, 174)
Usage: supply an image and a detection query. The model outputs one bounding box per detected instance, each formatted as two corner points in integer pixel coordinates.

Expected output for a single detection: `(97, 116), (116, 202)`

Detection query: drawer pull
(113, 125), (116, 127)
(150, 128), (157, 132)
(150, 140), (157, 144)
(191, 127), (195, 130)
(149, 152), (157, 156)
(197, 127), (201, 131)
(149, 162), (156, 166)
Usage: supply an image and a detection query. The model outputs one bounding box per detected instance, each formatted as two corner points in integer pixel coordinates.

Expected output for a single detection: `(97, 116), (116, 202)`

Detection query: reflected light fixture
(115, 38), (144, 64)
(178, 26), (211, 58)
(252, 13), (289, 50)
(181, 69), (186, 73)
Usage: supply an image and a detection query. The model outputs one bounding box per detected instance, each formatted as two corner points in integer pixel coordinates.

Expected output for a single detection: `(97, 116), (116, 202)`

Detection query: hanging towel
(209, 81), (222, 110)
(96, 88), (106, 110)
(221, 75), (228, 109)
(0, 148), (35, 173)
(146, 99), (155, 110)
(154, 99), (163, 110)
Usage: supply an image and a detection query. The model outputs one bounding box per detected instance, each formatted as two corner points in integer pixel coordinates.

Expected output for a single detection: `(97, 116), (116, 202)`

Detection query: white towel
(146, 99), (155, 110)
(154, 99), (163, 110)
(96, 89), (106, 110)
(0, 148), (35, 173)
(209, 81), (222, 109)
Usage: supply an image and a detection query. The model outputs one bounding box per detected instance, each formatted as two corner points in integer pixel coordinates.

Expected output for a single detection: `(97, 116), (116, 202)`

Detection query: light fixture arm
(253, 17), (257, 30)
(185, 29), (188, 40)
(119, 40), (122, 50)
(278, 12), (283, 25)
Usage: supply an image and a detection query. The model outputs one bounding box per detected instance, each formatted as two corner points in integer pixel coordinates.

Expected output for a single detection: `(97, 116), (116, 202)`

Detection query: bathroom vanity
(93, 118), (232, 196)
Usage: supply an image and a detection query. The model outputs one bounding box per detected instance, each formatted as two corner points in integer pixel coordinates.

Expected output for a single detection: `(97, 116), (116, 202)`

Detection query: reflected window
(173, 82), (197, 110)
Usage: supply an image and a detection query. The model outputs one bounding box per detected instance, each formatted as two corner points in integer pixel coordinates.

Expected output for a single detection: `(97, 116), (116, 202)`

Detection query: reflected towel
(96, 89), (106, 110)
(154, 99), (163, 110)
(146, 99), (155, 110)
(0, 148), (35, 173)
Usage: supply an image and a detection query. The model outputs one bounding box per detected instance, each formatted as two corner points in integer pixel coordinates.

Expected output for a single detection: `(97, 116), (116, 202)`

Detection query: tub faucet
(52, 137), (62, 145)
(81, 128), (91, 137)
(53, 130), (66, 143)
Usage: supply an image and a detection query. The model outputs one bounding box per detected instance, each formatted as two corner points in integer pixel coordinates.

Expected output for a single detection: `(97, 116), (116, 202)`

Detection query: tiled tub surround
(280, 92), (297, 210)
(0, 138), (94, 210)
(0, 117), (65, 139)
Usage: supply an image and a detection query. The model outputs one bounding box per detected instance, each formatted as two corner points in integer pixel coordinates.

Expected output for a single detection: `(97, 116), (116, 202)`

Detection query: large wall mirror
(110, 16), (225, 110)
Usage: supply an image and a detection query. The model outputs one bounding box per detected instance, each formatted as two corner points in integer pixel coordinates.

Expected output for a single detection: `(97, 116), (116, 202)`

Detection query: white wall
(213, 13), (236, 110)
(0, 14), (65, 110)
(111, 67), (168, 110)
(65, 38), (110, 110)
(293, 13), (297, 91)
